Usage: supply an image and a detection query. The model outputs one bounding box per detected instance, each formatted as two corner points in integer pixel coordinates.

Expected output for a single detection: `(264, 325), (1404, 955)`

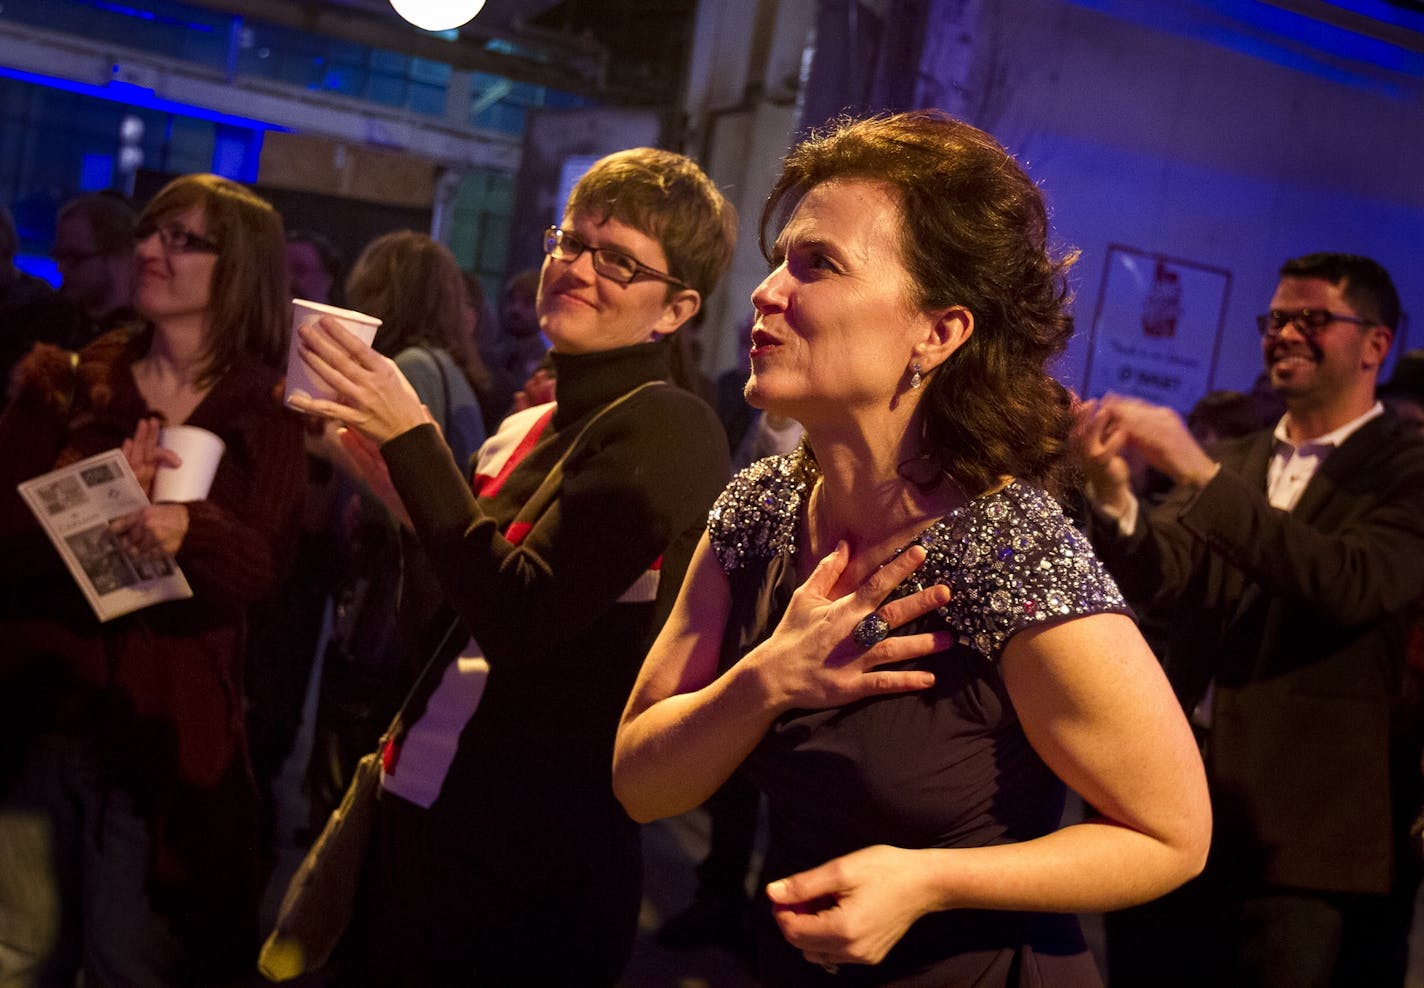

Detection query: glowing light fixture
(389, 0), (485, 32)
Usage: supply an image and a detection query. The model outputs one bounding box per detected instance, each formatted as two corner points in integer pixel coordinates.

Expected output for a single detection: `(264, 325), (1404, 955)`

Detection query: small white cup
(284, 299), (382, 408)
(152, 425), (225, 503)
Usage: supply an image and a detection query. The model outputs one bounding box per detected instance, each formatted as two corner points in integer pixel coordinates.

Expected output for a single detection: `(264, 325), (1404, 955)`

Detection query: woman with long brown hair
(0, 173), (305, 985)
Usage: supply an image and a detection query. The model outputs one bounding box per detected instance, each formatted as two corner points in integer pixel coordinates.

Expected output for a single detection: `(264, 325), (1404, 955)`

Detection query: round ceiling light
(389, 0), (486, 32)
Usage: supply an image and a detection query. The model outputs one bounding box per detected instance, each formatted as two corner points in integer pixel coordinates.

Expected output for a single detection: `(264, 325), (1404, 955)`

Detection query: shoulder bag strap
(505, 379), (663, 534)
(379, 377), (666, 744)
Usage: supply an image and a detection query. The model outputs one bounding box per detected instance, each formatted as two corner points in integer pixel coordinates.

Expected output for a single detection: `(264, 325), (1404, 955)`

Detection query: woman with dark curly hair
(614, 111), (1210, 986)
(0, 173), (305, 985)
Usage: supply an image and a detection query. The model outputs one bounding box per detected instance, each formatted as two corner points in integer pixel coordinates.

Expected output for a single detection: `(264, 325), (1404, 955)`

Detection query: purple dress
(708, 449), (1130, 987)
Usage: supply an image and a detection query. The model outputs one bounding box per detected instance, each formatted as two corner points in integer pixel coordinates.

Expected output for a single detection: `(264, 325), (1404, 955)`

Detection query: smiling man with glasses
(1073, 253), (1424, 986)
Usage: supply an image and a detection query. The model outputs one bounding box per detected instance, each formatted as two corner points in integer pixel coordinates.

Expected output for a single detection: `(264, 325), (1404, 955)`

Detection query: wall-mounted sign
(1082, 245), (1231, 413)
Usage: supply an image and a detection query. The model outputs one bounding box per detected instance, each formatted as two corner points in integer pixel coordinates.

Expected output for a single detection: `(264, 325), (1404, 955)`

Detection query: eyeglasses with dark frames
(542, 226), (689, 289)
(133, 221), (221, 256)
(1256, 309), (1375, 338)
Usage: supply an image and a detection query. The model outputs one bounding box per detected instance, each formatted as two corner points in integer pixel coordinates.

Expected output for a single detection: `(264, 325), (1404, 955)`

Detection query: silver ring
(853, 612), (890, 648)
(820, 962), (840, 975)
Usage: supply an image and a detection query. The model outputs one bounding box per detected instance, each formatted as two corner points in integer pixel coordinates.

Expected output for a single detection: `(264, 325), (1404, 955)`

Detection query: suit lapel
(1226, 415), (1392, 628)
(1233, 429), (1274, 494)
(1291, 413), (1390, 524)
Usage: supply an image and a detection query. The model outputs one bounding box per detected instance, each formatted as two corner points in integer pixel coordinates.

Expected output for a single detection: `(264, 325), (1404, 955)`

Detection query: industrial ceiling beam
(174, 0), (675, 102)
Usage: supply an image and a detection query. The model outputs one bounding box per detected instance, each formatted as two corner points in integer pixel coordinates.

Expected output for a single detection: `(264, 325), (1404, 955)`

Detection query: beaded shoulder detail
(915, 483), (1128, 660)
(708, 451), (1129, 661)
(708, 449), (814, 573)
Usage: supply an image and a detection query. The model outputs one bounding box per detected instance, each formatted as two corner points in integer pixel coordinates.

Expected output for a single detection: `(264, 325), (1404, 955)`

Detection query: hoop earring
(909, 361), (923, 390)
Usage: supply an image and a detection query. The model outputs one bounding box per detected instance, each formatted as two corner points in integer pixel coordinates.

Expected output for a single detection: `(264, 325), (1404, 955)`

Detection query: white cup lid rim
(291, 298), (383, 326)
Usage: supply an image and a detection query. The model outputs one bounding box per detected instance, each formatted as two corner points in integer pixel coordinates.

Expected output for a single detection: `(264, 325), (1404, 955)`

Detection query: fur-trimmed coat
(0, 328), (305, 960)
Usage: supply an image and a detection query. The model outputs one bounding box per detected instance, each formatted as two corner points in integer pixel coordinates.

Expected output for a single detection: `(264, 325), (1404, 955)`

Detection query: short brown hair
(139, 174), (288, 383)
(565, 147), (737, 300)
(762, 110), (1077, 496)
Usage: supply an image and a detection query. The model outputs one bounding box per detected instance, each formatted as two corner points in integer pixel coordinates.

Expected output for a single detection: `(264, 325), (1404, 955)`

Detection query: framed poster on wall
(1081, 245), (1232, 413)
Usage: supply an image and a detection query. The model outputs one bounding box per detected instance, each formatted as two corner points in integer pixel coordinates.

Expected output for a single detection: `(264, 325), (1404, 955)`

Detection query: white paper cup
(152, 425), (225, 503)
(284, 299), (382, 408)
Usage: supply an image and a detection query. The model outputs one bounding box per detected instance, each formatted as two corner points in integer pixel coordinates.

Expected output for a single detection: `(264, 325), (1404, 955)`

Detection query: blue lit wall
(940, 0), (1424, 398)
(1062, 0), (1424, 95)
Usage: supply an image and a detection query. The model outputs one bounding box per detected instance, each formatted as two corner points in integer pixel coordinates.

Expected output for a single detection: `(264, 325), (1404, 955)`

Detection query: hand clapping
(1072, 393), (1220, 499)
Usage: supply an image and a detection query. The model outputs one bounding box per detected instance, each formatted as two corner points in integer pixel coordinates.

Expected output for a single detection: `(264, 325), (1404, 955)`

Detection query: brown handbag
(257, 745), (385, 981)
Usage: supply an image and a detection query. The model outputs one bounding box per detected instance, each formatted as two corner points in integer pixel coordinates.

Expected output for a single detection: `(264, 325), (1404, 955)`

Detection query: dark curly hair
(761, 110), (1077, 496)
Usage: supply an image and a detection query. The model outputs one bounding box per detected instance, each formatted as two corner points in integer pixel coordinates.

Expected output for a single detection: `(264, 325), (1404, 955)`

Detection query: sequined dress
(708, 449), (1130, 987)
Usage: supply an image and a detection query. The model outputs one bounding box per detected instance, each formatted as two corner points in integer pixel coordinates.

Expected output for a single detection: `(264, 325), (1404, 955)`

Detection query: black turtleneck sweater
(380, 337), (728, 826)
(362, 341), (728, 984)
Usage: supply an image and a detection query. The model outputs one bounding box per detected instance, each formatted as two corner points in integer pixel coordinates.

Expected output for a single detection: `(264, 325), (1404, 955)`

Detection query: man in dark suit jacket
(1074, 253), (1424, 987)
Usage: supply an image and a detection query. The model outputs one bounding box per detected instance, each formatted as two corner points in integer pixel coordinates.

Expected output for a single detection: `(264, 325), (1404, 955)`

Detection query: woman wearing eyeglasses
(287, 148), (735, 985)
(0, 173), (305, 985)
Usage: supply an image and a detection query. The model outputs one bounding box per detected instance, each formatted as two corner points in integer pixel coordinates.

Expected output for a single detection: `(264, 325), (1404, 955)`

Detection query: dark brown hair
(139, 174), (288, 384)
(565, 147), (737, 301)
(59, 192), (137, 255)
(1279, 252), (1400, 334)
(1186, 390), (1261, 444)
(345, 230), (491, 396)
(762, 110), (1077, 496)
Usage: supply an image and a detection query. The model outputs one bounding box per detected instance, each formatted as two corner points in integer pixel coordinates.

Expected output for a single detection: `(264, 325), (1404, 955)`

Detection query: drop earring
(909, 361), (923, 390)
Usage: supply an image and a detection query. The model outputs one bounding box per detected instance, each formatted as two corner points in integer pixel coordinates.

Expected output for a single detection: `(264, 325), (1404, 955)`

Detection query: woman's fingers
(294, 317), (378, 399)
(854, 543), (929, 609)
(154, 448), (182, 471)
(302, 316), (371, 364)
(764, 539), (954, 709)
(284, 390), (359, 425)
(843, 556), (953, 694)
(294, 319), (429, 445)
(799, 541), (851, 601)
(875, 580), (951, 630)
(845, 544), (950, 644)
(123, 416), (169, 493)
(860, 629), (954, 672)
(296, 339), (359, 404)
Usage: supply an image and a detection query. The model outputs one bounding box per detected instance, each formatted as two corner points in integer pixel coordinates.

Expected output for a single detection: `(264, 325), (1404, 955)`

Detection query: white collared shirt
(1099, 401), (1386, 536)
(1265, 402), (1384, 510)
